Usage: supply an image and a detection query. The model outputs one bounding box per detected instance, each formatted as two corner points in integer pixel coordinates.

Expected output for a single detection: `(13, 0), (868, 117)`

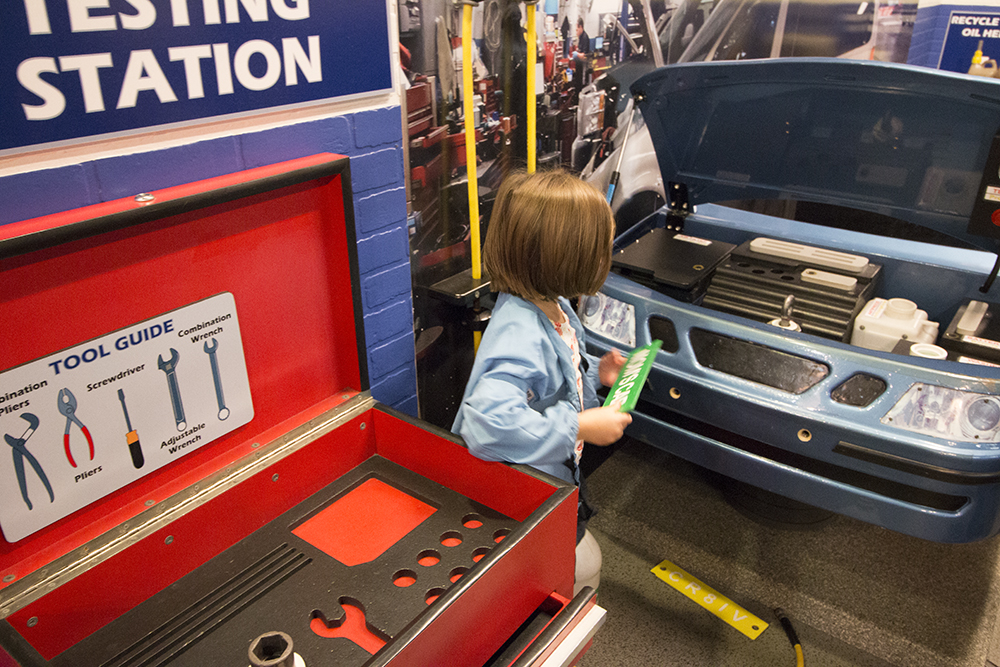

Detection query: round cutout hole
(462, 513), (484, 529)
(425, 587), (446, 605)
(441, 531), (463, 547)
(418, 549), (440, 567)
(493, 528), (510, 544)
(798, 429), (812, 442)
(472, 547), (491, 563)
(669, 387), (681, 399)
(449, 567), (468, 583)
(393, 569), (416, 587)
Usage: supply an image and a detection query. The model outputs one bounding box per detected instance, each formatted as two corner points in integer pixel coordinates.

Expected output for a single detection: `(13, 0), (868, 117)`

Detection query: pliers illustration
(58, 388), (94, 468)
(4, 413), (54, 511)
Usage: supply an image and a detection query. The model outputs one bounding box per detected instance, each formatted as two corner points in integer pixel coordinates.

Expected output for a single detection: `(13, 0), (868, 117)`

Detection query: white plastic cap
(886, 298), (917, 319)
(910, 343), (948, 360)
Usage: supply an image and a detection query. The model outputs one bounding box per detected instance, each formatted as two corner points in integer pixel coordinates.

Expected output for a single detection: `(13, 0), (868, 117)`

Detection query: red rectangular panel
(292, 477), (437, 566)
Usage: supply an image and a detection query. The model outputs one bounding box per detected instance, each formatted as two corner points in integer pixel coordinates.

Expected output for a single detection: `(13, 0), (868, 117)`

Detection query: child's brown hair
(484, 170), (614, 301)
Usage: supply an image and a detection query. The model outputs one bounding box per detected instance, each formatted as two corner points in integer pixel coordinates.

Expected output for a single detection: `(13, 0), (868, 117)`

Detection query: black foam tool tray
(48, 456), (519, 667)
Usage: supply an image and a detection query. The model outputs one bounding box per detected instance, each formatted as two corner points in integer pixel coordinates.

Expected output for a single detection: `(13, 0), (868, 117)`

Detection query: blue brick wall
(908, 4), (954, 68)
(0, 107), (417, 416)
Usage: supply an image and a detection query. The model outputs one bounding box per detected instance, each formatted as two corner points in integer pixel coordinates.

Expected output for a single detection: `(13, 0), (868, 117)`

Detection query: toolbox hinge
(665, 181), (690, 231)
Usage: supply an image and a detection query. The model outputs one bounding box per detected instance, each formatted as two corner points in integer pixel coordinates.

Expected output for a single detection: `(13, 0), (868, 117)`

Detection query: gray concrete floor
(577, 436), (1000, 667)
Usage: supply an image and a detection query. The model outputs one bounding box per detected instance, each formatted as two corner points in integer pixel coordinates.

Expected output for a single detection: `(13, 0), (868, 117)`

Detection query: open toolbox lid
(631, 58), (1000, 251)
(0, 153), (369, 577)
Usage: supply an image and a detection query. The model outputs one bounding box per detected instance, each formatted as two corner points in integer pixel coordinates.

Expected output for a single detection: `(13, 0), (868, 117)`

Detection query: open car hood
(631, 58), (1000, 251)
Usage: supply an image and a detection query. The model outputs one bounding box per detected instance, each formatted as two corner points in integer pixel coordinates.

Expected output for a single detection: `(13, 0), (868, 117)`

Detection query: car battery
(611, 229), (735, 303)
(0, 155), (602, 667)
(940, 299), (1000, 365)
(702, 237), (882, 342)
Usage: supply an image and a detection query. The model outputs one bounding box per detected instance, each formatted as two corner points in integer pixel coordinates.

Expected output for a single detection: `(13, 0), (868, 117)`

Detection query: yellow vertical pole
(526, 1), (537, 173)
(462, 3), (483, 350)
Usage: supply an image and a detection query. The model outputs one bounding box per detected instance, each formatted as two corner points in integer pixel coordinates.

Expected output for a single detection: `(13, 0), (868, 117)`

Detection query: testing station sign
(2, 0), (393, 152)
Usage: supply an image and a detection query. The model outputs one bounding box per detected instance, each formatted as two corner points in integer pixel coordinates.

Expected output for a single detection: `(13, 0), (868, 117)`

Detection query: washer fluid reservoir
(851, 298), (940, 352)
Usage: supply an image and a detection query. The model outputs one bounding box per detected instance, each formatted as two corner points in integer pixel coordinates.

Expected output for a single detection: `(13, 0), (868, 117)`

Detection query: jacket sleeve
(456, 337), (580, 471)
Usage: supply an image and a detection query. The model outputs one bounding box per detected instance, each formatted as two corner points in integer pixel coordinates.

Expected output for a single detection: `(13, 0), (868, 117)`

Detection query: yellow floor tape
(651, 559), (769, 640)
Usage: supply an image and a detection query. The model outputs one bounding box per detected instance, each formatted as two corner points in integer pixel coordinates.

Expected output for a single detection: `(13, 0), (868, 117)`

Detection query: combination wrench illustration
(158, 348), (186, 431)
(4, 413), (54, 511)
(203, 339), (230, 421)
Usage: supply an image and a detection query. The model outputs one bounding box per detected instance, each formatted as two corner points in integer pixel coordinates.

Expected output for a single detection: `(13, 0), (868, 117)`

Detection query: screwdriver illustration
(118, 389), (144, 469)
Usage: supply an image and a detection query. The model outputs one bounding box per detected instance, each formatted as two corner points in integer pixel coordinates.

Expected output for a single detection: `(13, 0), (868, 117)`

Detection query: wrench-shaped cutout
(203, 338), (229, 420)
(157, 348), (186, 432)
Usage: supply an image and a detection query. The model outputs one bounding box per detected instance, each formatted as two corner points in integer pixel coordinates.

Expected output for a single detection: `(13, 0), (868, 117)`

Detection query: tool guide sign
(0, 293), (253, 542)
(2, 0), (392, 153)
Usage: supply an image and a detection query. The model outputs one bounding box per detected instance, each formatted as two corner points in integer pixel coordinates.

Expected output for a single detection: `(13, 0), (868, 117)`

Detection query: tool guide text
(0, 293), (252, 542)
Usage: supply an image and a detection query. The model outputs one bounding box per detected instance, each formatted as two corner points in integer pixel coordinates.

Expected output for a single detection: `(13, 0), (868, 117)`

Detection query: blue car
(580, 58), (1000, 543)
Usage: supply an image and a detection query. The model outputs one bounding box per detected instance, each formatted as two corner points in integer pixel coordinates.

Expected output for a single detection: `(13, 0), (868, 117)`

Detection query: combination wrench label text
(0, 293), (253, 542)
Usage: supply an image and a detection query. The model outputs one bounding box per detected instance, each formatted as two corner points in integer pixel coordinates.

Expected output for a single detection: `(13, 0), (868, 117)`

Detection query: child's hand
(598, 349), (628, 387)
(578, 405), (632, 446)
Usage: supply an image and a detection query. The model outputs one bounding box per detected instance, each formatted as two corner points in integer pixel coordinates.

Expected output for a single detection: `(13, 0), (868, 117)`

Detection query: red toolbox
(0, 154), (602, 666)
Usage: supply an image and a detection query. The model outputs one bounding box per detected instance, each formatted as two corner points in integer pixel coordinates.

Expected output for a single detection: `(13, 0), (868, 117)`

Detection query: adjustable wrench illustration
(203, 339), (230, 421)
(158, 348), (186, 431)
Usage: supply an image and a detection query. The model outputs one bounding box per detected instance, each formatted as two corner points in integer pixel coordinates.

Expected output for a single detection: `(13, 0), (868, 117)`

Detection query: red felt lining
(292, 478), (436, 566)
(309, 601), (388, 655)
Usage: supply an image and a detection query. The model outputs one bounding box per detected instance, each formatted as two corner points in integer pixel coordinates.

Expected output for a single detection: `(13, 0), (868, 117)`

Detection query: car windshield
(679, 0), (876, 62)
(780, 0), (875, 56)
(680, 0), (780, 61)
(658, 0), (717, 64)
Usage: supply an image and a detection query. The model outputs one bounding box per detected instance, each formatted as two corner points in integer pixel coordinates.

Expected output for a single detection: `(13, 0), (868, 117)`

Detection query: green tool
(603, 340), (662, 413)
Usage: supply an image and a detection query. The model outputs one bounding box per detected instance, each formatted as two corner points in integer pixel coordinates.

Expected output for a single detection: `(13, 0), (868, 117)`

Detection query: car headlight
(578, 293), (636, 347)
(882, 384), (1000, 442)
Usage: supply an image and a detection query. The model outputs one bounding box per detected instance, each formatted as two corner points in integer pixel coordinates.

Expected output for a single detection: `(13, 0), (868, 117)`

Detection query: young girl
(452, 169), (631, 594)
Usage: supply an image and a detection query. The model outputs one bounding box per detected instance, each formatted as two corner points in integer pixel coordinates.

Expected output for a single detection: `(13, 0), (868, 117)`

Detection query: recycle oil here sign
(0, 292), (252, 542)
(603, 340), (662, 413)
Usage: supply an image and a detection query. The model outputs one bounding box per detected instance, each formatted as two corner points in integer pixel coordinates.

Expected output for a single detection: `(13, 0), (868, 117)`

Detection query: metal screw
(252, 442), (261, 448)
(272, 473), (279, 482)
(134, 193), (155, 203)
(360, 422), (366, 430)
(27, 617), (38, 628)
(145, 500), (155, 507)
(2, 575), (14, 583)
(165, 535), (174, 545)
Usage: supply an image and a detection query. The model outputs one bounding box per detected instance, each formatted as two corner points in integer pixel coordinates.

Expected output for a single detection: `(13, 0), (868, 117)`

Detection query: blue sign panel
(2, 0), (393, 152)
(939, 10), (1000, 75)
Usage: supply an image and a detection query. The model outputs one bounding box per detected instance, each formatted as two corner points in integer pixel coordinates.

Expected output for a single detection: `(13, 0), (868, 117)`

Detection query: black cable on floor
(774, 608), (804, 667)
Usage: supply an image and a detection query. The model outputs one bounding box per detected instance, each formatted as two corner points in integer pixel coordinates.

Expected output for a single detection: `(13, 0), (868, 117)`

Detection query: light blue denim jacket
(452, 293), (602, 484)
